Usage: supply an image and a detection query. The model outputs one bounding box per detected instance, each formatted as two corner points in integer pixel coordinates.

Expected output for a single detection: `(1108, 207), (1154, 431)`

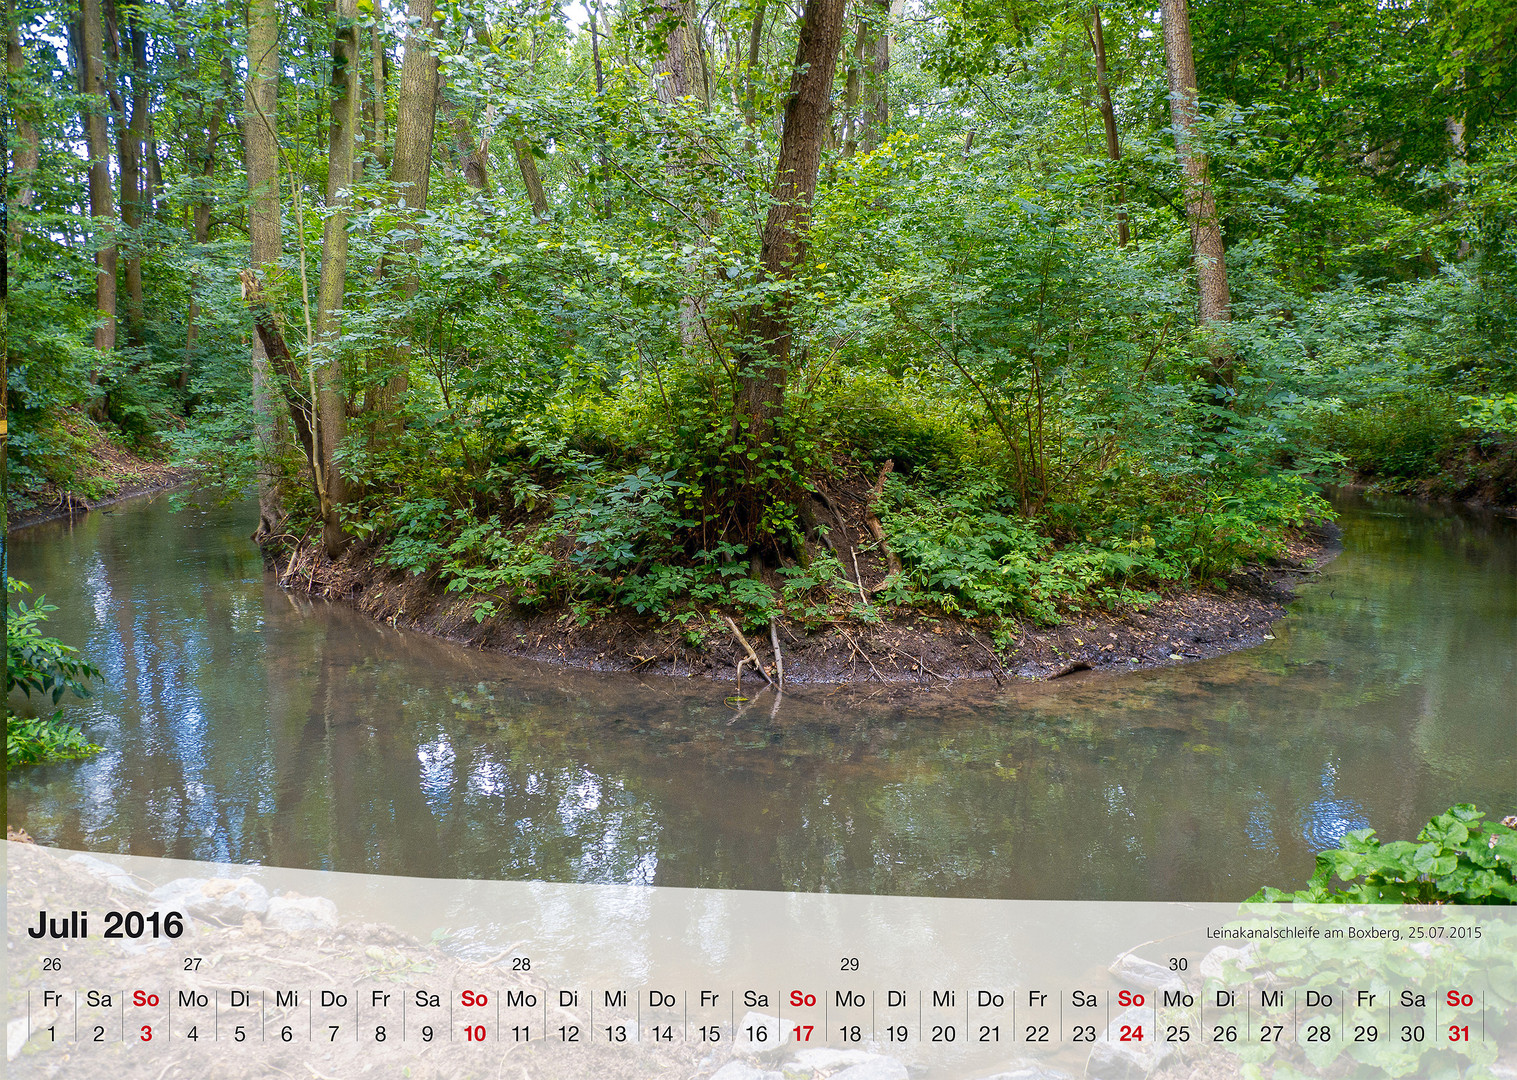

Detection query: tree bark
(471, 20), (546, 217)
(372, 0), (439, 427)
(245, 0), (284, 541)
(371, 14), (389, 171)
(7, 25), (40, 243)
(862, 0), (891, 151)
(743, 0), (765, 133)
(183, 55), (234, 389)
(1089, 3), (1129, 247)
(738, 0), (846, 464)
(78, 0), (117, 355)
(651, 0), (709, 108)
(841, 4), (865, 157)
(312, 0), (361, 556)
(1160, 0), (1230, 355)
(119, 9), (149, 346)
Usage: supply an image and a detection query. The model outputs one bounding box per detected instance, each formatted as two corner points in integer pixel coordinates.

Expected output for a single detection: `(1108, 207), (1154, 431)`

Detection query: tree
(312, 0), (361, 556)
(373, 0), (441, 426)
(76, 0), (116, 355)
(1160, 0), (1230, 362)
(245, 0), (284, 541)
(1088, 2), (1128, 247)
(737, 0), (847, 539)
(111, 0), (149, 347)
(7, 21), (39, 244)
(183, 52), (235, 389)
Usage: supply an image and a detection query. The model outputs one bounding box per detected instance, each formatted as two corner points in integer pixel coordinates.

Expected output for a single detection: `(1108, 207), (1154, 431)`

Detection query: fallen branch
(837, 627), (884, 683)
(969, 634), (1006, 686)
(723, 615), (774, 686)
(864, 459), (904, 587)
(849, 548), (869, 605)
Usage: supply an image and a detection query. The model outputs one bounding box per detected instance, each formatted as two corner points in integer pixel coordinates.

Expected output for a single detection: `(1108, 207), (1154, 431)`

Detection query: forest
(4, 0), (1516, 666)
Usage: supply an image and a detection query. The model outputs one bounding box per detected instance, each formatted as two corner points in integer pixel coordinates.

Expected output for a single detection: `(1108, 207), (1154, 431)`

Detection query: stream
(6, 490), (1515, 901)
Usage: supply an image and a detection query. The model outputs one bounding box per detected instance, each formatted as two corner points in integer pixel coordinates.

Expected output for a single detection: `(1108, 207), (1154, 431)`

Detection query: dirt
(6, 418), (193, 531)
(270, 520), (1340, 687)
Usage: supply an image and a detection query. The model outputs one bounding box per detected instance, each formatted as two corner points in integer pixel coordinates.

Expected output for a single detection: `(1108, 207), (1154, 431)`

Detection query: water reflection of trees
(5, 495), (1515, 902)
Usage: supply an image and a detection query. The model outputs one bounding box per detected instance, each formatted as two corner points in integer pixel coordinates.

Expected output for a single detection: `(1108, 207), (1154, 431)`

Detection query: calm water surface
(6, 492), (1515, 900)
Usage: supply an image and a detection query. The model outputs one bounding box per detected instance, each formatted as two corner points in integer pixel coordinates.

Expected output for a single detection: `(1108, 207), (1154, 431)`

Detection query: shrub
(1248, 804), (1517, 904)
(6, 579), (104, 768)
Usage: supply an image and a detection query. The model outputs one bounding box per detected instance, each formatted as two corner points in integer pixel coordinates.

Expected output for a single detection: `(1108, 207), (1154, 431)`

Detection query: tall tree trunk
(841, 4), (865, 157)
(313, 0), (360, 556)
(108, 0), (148, 347)
(370, 12), (389, 171)
(245, 0), (284, 541)
(651, 0), (709, 108)
(145, 112), (165, 215)
(78, 0), (117, 357)
(743, 0), (765, 134)
(183, 56), (234, 390)
(1160, 0), (1230, 365)
(649, 0), (715, 350)
(737, 0), (846, 508)
(372, 0), (439, 427)
(1089, 3), (1129, 247)
(7, 25), (40, 243)
(445, 93), (493, 193)
(861, 0), (891, 151)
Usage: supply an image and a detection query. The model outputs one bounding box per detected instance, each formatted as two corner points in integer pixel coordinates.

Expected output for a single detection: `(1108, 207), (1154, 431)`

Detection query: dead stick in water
(769, 618), (785, 689)
(723, 615), (774, 686)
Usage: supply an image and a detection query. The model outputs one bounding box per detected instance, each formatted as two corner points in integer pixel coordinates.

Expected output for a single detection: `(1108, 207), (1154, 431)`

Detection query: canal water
(6, 491), (1515, 900)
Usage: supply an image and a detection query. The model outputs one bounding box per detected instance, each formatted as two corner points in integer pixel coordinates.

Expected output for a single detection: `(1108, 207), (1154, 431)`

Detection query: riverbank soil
(5, 414), (191, 531)
(270, 525), (1339, 685)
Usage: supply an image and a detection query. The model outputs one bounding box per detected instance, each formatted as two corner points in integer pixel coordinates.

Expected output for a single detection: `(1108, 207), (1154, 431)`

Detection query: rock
(1198, 944), (1253, 984)
(831, 1059), (909, 1080)
(150, 877), (270, 923)
(787, 1049), (880, 1071)
(1108, 954), (1184, 995)
(710, 1062), (782, 1080)
(7, 1017), (29, 1062)
(66, 853), (145, 894)
(970, 1066), (1074, 1080)
(732, 1011), (788, 1052)
(264, 894), (338, 933)
(1086, 1008), (1177, 1080)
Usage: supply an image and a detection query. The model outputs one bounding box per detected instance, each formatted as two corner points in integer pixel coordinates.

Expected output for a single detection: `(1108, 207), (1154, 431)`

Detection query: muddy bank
(6, 423), (193, 531)
(269, 526), (1340, 685)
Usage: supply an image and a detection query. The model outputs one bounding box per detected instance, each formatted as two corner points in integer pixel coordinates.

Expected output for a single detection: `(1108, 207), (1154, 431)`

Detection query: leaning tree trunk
(736, 0), (846, 524)
(312, 0), (361, 557)
(78, 0), (117, 356)
(245, 0), (284, 542)
(1160, 0), (1230, 371)
(1090, 2), (1129, 248)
